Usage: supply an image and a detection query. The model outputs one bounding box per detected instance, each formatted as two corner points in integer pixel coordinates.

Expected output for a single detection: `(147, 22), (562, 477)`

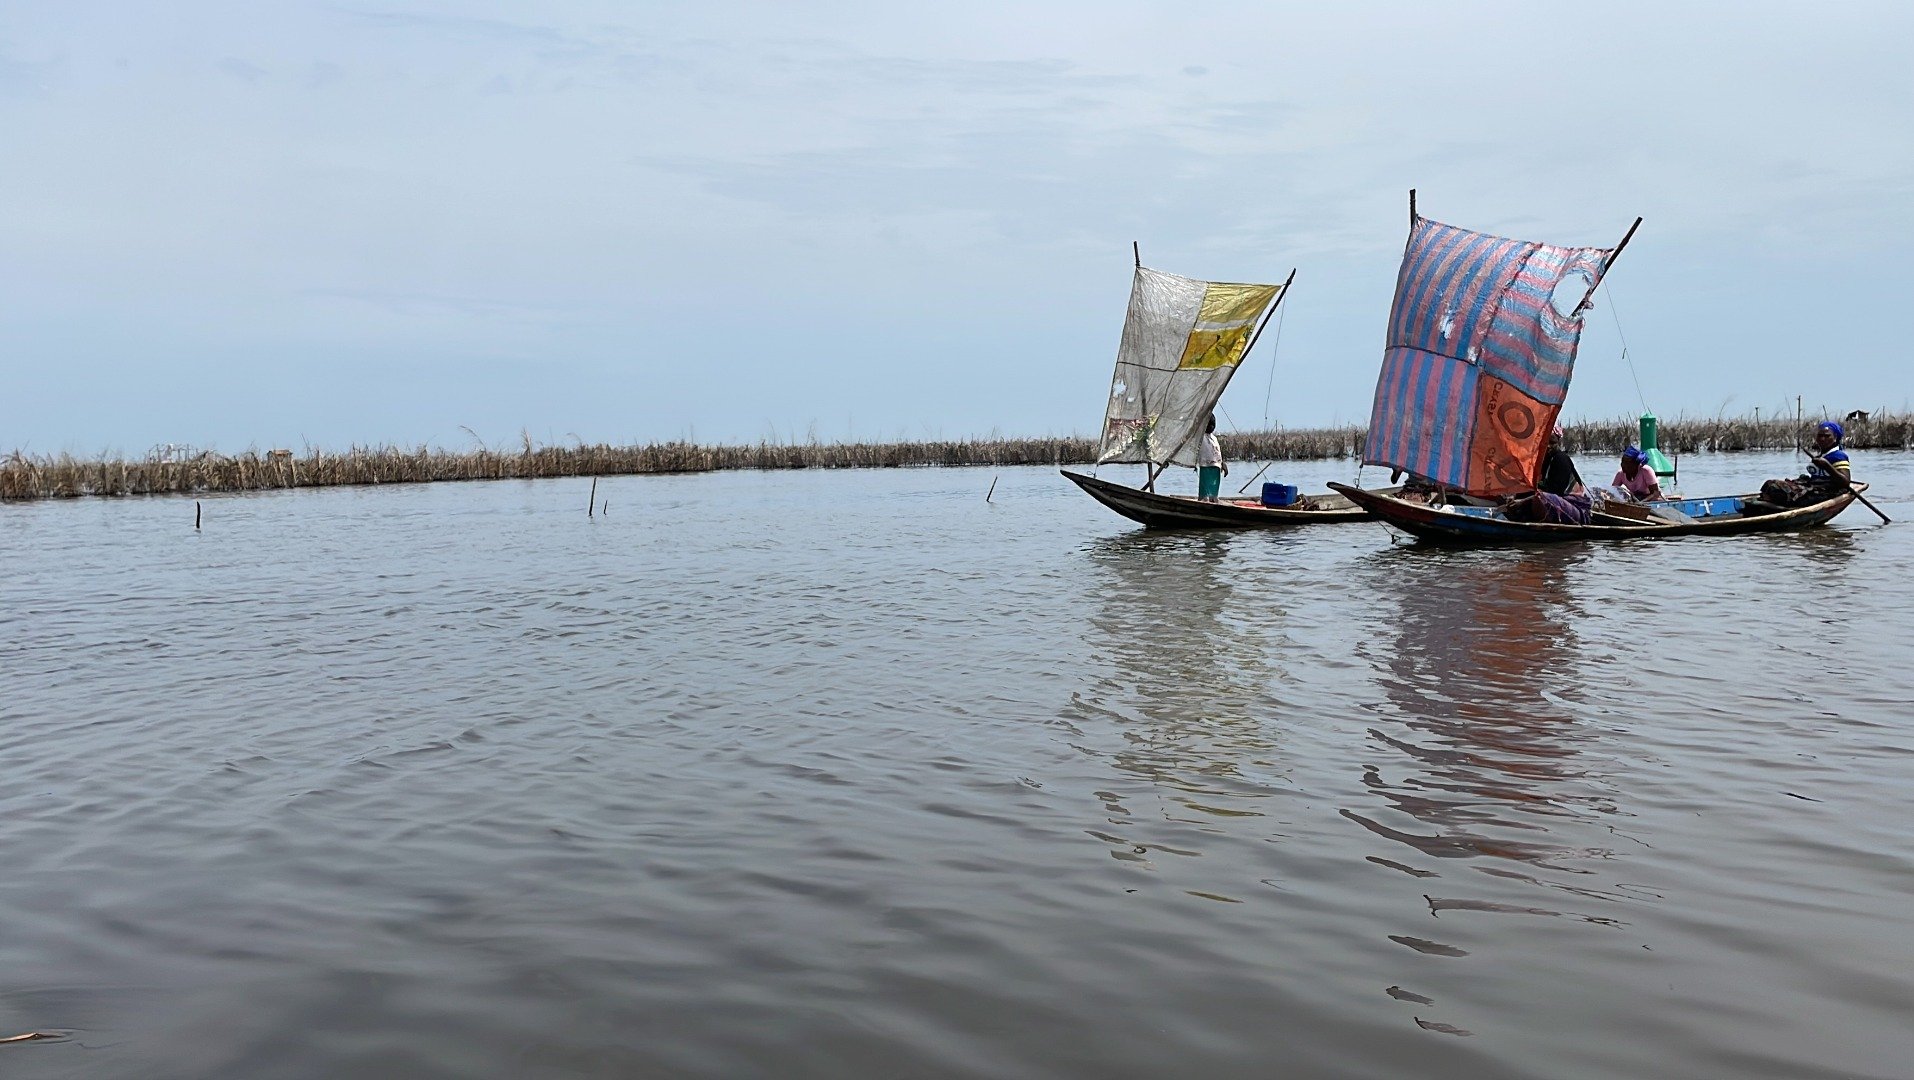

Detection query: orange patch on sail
(1466, 376), (1559, 496)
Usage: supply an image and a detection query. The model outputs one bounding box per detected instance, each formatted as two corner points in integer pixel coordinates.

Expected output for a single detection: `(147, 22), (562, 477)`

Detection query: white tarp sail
(1096, 267), (1283, 466)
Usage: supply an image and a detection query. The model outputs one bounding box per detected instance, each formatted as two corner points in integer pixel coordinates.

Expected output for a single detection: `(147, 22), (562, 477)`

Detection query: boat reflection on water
(1345, 547), (1646, 1029)
(1766, 522), (1861, 569)
(1347, 546), (1614, 864)
(1065, 532), (1292, 875)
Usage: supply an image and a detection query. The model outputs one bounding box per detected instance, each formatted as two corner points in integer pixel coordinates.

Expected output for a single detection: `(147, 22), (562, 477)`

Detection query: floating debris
(1389, 935), (1468, 957)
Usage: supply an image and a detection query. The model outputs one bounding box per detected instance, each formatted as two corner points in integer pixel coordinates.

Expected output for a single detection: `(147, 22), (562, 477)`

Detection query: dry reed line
(1558, 412), (1913, 454)
(4, 411), (1907, 501)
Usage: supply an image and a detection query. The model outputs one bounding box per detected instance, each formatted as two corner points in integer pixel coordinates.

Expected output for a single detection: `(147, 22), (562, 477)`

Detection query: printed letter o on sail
(1099, 269), (1282, 466)
(1364, 217), (1612, 496)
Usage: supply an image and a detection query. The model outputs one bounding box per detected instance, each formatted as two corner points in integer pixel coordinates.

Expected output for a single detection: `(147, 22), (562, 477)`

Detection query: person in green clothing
(1196, 414), (1227, 502)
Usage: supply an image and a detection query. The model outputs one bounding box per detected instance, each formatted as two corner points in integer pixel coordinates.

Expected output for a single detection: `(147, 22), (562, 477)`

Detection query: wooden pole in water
(194, 501), (201, 530)
(986, 476), (997, 502)
(588, 477), (597, 518)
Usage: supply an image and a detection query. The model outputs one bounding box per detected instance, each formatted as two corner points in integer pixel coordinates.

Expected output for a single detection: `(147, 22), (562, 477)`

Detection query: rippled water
(4, 450), (1911, 1079)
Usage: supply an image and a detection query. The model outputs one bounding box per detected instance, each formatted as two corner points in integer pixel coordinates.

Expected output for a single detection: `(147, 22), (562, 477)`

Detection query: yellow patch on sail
(1177, 282), (1280, 369)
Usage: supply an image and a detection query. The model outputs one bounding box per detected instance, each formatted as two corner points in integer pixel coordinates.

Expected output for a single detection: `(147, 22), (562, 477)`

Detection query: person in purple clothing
(1504, 424), (1591, 525)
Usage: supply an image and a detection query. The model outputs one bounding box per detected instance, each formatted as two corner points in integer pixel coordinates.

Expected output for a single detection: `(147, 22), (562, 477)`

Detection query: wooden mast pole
(1132, 240), (1156, 490)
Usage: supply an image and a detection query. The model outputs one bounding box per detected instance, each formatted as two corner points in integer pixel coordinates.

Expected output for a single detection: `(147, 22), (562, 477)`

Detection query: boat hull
(1063, 470), (1372, 529)
(1324, 482), (1863, 544)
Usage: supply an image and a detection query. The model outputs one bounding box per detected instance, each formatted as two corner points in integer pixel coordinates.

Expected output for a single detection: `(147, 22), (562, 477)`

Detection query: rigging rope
(1604, 284), (1650, 414)
(1220, 286), (1289, 448)
(1261, 298), (1289, 429)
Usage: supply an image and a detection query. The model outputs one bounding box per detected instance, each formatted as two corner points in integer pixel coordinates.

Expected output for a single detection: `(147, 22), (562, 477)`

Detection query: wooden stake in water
(588, 477), (597, 518)
(986, 476), (997, 502)
(195, 501), (201, 531)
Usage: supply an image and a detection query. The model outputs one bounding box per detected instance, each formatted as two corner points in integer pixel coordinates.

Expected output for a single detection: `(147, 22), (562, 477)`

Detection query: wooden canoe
(1063, 470), (1375, 529)
(1324, 481), (1867, 544)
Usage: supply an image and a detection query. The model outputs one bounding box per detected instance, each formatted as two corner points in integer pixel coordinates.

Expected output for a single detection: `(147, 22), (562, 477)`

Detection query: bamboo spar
(1573, 216), (1643, 315)
(1237, 268), (1295, 362)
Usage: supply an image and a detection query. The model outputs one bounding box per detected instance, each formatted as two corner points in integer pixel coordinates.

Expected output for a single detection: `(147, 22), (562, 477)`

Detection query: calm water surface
(4, 450), (1911, 1079)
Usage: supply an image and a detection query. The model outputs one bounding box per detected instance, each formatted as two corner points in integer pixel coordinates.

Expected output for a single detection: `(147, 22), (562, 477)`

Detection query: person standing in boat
(1504, 424), (1592, 525)
(1196, 414), (1228, 503)
(1761, 421), (1852, 506)
(1612, 446), (1664, 501)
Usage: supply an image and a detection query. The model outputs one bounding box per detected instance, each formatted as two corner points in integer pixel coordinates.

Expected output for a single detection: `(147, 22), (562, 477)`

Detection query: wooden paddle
(1798, 443), (1890, 524)
(1835, 476), (1890, 523)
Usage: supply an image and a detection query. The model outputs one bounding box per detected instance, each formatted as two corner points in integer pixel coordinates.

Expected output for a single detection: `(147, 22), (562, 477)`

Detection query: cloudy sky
(3, 1), (1909, 454)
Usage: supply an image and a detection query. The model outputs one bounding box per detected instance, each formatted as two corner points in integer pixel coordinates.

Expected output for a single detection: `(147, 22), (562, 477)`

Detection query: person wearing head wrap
(1613, 445), (1664, 501)
(1760, 420), (1854, 507)
(1805, 421), (1851, 484)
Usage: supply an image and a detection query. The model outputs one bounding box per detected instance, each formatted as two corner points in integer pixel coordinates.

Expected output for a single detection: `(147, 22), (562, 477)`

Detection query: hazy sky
(3, 1), (1910, 454)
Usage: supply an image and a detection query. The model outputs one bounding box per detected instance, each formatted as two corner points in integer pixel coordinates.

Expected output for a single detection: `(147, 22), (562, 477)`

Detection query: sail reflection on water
(1063, 533), (1294, 874)
(1346, 547), (1622, 868)
(1336, 547), (1655, 1032)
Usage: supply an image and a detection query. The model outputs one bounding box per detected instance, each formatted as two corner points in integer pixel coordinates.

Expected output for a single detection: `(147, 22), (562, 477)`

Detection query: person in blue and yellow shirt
(1805, 420), (1852, 484)
(1761, 421), (1852, 506)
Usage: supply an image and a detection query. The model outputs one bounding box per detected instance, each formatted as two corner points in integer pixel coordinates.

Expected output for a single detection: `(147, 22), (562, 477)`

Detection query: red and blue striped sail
(1365, 216), (1613, 496)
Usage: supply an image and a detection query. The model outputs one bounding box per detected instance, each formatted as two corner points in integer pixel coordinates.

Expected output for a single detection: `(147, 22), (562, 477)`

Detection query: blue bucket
(1261, 482), (1299, 507)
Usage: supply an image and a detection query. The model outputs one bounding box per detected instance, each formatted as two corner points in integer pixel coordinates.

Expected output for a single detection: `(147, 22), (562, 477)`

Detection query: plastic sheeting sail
(1363, 215), (1614, 497)
(1097, 267), (1284, 467)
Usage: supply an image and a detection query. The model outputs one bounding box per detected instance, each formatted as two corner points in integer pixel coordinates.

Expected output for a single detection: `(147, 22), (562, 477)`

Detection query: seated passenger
(1612, 446), (1664, 501)
(1760, 421), (1853, 507)
(1395, 471), (1443, 504)
(1504, 424), (1592, 525)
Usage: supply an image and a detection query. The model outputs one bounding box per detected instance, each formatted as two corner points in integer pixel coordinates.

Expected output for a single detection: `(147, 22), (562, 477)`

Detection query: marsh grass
(1561, 412), (1913, 455)
(0, 438), (1097, 500)
(4, 411), (1907, 501)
